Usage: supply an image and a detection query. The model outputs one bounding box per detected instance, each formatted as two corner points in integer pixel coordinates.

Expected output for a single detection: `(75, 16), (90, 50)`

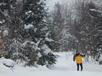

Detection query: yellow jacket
(75, 55), (83, 64)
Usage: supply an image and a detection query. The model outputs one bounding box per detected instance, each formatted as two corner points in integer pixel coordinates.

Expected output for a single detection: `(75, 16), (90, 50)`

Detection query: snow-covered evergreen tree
(0, 0), (56, 67)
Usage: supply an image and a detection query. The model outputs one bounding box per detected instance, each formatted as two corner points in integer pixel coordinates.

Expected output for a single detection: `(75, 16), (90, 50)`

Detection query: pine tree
(20, 0), (56, 66)
(0, 0), (56, 67)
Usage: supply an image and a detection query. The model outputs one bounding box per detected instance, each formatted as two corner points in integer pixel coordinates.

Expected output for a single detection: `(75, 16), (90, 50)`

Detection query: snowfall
(0, 52), (102, 76)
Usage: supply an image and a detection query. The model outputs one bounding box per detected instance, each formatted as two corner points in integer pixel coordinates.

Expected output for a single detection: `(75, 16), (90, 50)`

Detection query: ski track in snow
(0, 52), (102, 76)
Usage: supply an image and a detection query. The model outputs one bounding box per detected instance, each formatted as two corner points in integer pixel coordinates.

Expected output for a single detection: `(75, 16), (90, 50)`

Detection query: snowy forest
(0, 0), (102, 76)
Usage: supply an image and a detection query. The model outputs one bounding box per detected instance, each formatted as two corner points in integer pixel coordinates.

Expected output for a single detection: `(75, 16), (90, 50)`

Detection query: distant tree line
(49, 0), (102, 59)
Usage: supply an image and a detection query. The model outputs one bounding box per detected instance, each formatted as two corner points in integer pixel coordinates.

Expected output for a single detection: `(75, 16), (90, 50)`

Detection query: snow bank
(0, 57), (15, 72)
(0, 57), (15, 66)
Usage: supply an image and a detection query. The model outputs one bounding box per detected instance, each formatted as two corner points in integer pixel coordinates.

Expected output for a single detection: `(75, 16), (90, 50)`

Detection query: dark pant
(77, 63), (83, 71)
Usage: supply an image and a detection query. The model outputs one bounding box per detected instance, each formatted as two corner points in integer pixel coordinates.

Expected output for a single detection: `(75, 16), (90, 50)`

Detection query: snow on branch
(41, 44), (52, 55)
(24, 24), (34, 29)
(90, 9), (102, 14)
(45, 32), (54, 42)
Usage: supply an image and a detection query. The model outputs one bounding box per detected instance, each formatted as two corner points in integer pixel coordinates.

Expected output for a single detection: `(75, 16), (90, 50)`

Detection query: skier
(73, 52), (85, 71)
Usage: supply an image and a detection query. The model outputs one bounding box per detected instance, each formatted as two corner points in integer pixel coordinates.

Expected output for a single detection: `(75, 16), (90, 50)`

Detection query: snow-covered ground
(0, 52), (102, 76)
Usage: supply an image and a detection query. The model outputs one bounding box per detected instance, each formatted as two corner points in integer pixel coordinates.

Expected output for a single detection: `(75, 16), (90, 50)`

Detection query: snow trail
(0, 52), (102, 76)
(54, 52), (102, 72)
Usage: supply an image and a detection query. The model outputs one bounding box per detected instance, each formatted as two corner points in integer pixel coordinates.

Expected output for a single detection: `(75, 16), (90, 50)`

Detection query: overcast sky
(46, 0), (59, 10)
(46, 0), (73, 11)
